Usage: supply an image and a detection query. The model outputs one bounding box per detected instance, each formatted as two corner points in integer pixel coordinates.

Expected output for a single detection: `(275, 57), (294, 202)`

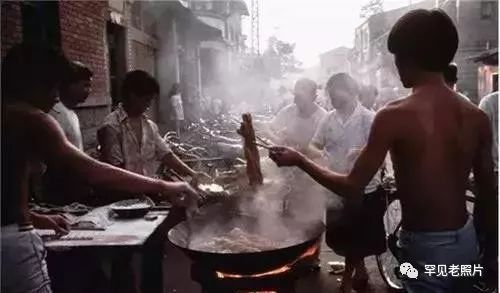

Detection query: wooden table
(37, 206), (173, 293)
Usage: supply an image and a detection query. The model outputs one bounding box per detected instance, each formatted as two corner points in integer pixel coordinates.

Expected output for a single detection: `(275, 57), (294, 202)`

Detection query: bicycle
(376, 185), (477, 292)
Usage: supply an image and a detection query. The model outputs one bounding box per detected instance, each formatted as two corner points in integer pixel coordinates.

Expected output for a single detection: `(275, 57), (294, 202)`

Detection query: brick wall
(1, 1), (22, 58)
(58, 0), (112, 150)
(59, 0), (110, 107)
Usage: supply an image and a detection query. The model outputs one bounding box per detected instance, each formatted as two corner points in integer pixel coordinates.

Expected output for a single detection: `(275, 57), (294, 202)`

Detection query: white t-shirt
(270, 103), (327, 151)
(171, 94), (184, 120)
(479, 92), (498, 172)
(312, 102), (381, 194)
(50, 102), (83, 150)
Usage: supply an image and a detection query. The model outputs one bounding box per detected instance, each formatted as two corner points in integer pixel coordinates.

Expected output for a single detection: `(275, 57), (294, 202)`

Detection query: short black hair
(168, 82), (180, 97)
(443, 63), (458, 84)
(61, 61), (93, 87)
(388, 9), (458, 72)
(2, 42), (70, 101)
(326, 73), (359, 96)
(121, 70), (159, 102)
(295, 78), (318, 95)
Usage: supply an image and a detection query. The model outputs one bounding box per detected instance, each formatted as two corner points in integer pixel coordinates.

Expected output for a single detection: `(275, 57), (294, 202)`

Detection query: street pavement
(164, 239), (393, 293)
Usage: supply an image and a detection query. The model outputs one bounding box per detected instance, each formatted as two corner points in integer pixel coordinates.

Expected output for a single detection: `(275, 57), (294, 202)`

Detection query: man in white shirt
(310, 73), (384, 292)
(479, 91), (498, 173)
(443, 63), (472, 103)
(268, 78), (327, 152)
(168, 82), (184, 137)
(50, 61), (91, 149)
(42, 61), (93, 205)
(265, 78), (327, 271)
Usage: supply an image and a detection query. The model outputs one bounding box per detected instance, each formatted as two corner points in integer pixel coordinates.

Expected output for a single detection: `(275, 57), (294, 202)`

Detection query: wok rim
(167, 219), (325, 256)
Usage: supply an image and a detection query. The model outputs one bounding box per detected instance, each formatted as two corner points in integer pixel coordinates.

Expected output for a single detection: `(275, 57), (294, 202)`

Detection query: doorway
(107, 21), (127, 108)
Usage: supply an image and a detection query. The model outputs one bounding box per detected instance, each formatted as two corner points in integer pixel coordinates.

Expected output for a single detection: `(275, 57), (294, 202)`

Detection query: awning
(169, 1), (223, 42)
(467, 48), (498, 66)
(231, 0), (249, 16)
(144, 0), (223, 42)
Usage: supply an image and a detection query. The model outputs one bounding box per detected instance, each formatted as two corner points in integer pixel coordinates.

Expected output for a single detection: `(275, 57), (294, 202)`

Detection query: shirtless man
(269, 9), (497, 292)
(1, 43), (198, 293)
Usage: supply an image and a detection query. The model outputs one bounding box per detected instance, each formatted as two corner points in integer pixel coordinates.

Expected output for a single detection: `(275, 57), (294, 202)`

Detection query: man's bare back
(385, 85), (487, 231)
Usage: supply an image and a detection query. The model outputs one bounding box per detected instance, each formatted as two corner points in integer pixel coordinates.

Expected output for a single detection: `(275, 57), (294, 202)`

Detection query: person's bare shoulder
(455, 92), (487, 124)
(6, 104), (54, 131)
(377, 96), (410, 119)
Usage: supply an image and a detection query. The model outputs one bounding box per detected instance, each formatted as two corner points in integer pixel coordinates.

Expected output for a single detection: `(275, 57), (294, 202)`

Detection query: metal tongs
(252, 135), (274, 150)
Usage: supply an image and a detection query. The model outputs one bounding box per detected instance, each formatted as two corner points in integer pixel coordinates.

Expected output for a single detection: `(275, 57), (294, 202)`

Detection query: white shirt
(171, 94), (184, 120)
(99, 104), (172, 177)
(312, 102), (381, 194)
(271, 103), (327, 151)
(479, 92), (498, 172)
(49, 102), (83, 150)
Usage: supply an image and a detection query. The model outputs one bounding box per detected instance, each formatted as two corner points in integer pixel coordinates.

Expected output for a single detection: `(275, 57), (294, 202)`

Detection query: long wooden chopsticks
(252, 141), (273, 150)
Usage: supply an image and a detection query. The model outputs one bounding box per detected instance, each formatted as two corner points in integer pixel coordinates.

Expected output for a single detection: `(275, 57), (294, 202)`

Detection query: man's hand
(269, 146), (304, 167)
(31, 213), (70, 235)
(161, 181), (200, 208)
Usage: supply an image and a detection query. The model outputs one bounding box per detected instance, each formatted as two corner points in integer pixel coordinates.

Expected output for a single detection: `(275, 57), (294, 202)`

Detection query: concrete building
(351, 0), (434, 91)
(319, 46), (352, 82)
(188, 0), (249, 99)
(351, 0), (498, 102)
(438, 0), (498, 102)
(470, 48), (498, 99)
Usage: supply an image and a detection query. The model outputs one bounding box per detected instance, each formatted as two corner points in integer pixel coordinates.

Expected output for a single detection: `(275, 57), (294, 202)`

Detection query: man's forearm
(164, 153), (195, 177)
(88, 161), (167, 194)
(297, 154), (361, 199)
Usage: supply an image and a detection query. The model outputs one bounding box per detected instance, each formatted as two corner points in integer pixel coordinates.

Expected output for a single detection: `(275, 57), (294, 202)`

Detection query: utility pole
(250, 0), (260, 56)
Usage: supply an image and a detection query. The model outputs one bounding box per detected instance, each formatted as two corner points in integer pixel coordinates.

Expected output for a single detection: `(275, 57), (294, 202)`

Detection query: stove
(190, 243), (320, 293)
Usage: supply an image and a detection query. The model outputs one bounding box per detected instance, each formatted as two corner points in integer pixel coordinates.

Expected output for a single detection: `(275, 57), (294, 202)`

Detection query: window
(131, 1), (142, 30)
(481, 1), (494, 19)
(21, 1), (60, 47)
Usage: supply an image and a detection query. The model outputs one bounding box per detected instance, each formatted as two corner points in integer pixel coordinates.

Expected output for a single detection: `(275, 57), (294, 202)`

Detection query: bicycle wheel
(377, 198), (404, 291)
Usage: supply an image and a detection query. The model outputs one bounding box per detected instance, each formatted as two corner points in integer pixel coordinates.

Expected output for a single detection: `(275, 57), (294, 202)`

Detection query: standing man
(50, 61), (92, 150)
(443, 63), (471, 102)
(479, 91), (498, 177)
(1, 43), (198, 293)
(311, 73), (384, 292)
(269, 9), (497, 292)
(266, 78), (327, 271)
(267, 78), (327, 152)
(41, 61), (93, 205)
(168, 82), (184, 137)
(98, 70), (208, 182)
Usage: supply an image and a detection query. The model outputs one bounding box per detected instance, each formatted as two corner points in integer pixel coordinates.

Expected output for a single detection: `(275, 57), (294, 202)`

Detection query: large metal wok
(168, 198), (325, 275)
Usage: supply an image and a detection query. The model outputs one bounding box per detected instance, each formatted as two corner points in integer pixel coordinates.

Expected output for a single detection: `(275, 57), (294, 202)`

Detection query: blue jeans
(399, 217), (479, 293)
(1, 224), (52, 293)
